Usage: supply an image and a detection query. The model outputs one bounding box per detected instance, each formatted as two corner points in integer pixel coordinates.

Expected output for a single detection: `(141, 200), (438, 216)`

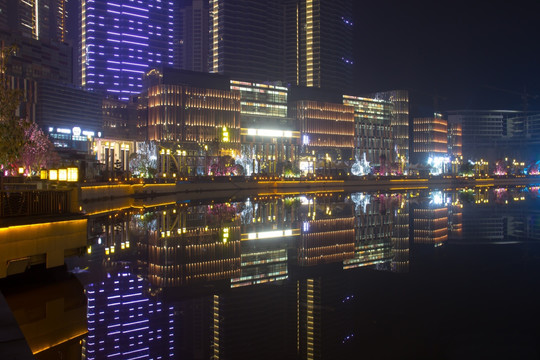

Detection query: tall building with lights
(1, 0), (68, 42)
(79, 0), (175, 100)
(294, 0), (354, 91)
(209, 0), (287, 83)
(177, 0), (208, 72)
(209, 0), (353, 90)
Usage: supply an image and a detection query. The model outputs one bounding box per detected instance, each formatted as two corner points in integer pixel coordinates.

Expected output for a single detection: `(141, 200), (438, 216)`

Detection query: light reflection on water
(4, 186), (540, 359)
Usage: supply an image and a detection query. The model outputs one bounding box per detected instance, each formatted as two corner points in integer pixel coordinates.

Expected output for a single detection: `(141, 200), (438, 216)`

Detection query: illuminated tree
(0, 45), (28, 173)
(18, 121), (59, 174)
(129, 141), (157, 178)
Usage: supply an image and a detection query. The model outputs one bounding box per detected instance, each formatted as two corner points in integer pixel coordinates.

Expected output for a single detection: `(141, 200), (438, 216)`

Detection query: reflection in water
(6, 186), (540, 359)
(3, 276), (87, 359)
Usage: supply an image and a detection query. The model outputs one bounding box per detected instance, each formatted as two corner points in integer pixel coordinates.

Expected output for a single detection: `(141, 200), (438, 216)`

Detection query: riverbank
(80, 176), (539, 203)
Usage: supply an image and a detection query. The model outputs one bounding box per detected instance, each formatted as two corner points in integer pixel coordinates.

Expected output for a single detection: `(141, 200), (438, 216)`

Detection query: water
(2, 186), (540, 359)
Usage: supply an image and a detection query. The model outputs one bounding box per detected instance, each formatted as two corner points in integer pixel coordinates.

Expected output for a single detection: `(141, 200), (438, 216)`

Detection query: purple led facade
(85, 271), (175, 359)
(81, 0), (174, 100)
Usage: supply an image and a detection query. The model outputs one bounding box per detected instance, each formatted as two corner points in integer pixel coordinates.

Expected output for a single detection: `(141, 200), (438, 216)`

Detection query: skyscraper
(209, 0), (353, 90)
(177, 0), (208, 72)
(209, 0), (286, 83)
(295, 0), (354, 91)
(0, 0), (68, 42)
(79, 0), (175, 100)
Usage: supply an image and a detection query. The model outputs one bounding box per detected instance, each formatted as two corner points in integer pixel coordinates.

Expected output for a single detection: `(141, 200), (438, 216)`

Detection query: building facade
(140, 68), (241, 176)
(291, 99), (354, 174)
(0, 0), (68, 42)
(294, 0), (354, 91)
(177, 0), (208, 73)
(232, 80), (299, 175)
(412, 113), (448, 169)
(209, 0), (287, 83)
(36, 80), (102, 152)
(343, 95), (394, 171)
(79, 0), (175, 99)
(368, 89), (410, 166)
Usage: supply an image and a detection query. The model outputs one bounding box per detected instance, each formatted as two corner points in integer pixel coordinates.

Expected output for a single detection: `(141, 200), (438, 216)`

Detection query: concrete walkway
(0, 291), (33, 360)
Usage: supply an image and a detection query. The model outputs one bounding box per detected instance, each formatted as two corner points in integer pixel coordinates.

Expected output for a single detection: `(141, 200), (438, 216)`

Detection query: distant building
(343, 95), (394, 170)
(79, 0), (175, 99)
(447, 110), (540, 164)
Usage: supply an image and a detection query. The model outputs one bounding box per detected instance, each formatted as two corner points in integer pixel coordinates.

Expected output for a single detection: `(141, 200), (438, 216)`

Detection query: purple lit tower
(79, 0), (175, 100)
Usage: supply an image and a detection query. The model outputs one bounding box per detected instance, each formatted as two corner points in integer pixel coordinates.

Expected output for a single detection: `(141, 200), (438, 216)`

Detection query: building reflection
(3, 276), (87, 359)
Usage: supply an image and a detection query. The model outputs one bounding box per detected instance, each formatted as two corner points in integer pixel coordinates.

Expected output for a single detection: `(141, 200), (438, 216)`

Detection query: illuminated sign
(241, 229), (300, 241)
(222, 126), (229, 142)
(72, 127), (81, 136)
(243, 128), (298, 138)
(57, 128), (71, 134)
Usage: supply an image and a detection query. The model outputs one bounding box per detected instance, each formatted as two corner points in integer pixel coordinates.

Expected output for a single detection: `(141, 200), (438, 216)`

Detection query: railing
(0, 190), (71, 217)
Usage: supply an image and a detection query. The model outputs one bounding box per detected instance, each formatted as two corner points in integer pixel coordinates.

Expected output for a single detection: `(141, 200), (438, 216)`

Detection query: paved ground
(0, 291), (33, 360)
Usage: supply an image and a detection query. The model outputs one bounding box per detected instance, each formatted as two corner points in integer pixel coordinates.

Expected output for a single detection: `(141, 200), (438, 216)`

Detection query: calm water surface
(3, 186), (540, 360)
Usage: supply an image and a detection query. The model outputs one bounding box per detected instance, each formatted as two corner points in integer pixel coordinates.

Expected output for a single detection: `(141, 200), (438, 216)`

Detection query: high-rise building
(343, 95), (394, 169)
(177, 0), (208, 72)
(209, 0), (286, 83)
(295, 0), (354, 91)
(209, 0), (353, 90)
(79, 0), (175, 99)
(1, 0), (68, 42)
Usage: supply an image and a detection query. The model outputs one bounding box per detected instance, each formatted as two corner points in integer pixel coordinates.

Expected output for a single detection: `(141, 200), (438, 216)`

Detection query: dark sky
(353, 0), (540, 113)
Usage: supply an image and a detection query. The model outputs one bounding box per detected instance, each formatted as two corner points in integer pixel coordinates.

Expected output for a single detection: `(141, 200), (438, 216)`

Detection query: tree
(129, 141), (157, 178)
(18, 121), (59, 174)
(0, 45), (28, 172)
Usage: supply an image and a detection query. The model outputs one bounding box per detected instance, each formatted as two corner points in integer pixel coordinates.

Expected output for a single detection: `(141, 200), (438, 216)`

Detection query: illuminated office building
(295, 0), (354, 91)
(368, 90), (410, 166)
(232, 80), (299, 175)
(343, 95), (394, 169)
(291, 100), (354, 174)
(79, 0), (175, 100)
(343, 194), (393, 270)
(140, 68), (241, 175)
(1, 0), (68, 41)
(412, 113), (448, 166)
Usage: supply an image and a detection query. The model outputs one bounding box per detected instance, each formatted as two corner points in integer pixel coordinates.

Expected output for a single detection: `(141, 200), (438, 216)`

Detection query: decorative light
(49, 169), (58, 181)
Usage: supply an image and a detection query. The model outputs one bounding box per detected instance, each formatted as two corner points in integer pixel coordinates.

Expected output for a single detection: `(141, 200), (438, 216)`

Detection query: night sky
(353, 0), (540, 114)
